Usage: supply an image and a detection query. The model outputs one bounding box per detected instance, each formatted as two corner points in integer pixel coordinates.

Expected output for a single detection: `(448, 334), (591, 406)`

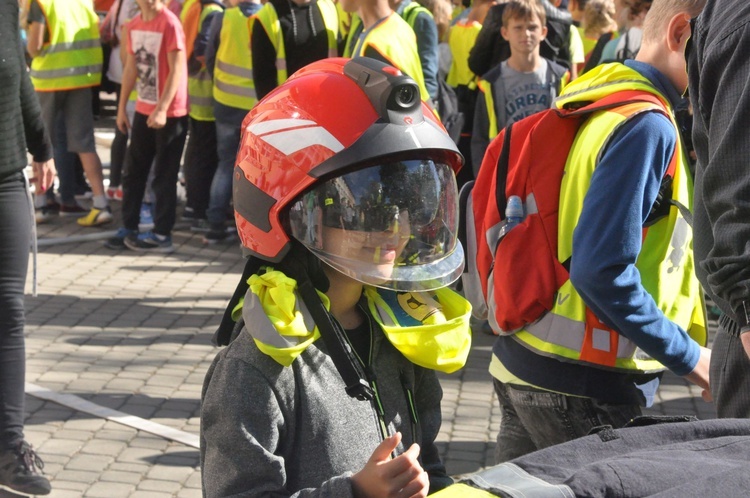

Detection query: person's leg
(108, 83), (127, 194)
(0, 173), (50, 495)
(205, 117), (240, 241)
(710, 322), (750, 418)
(183, 118), (218, 222)
(151, 116), (189, 236)
(493, 379), (538, 463)
(121, 113), (157, 231)
(496, 381), (642, 461)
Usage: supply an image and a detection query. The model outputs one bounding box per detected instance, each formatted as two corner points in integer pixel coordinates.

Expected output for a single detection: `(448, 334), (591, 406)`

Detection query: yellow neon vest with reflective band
(255, 0), (339, 86)
(187, 3), (223, 121)
(510, 63), (706, 374)
(235, 270), (472, 373)
(346, 13), (430, 103)
(29, 0), (103, 92)
(213, 7), (256, 110)
(446, 19), (481, 88)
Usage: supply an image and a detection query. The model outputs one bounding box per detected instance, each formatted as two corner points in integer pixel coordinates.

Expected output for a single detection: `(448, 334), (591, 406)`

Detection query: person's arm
(570, 113), (705, 382)
(17, 23), (55, 191)
(689, 19), (750, 359)
(117, 31), (136, 133)
(25, 1), (45, 58)
(467, 4), (503, 78)
(204, 12), (223, 79)
(568, 25), (584, 81)
(470, 86), (490, 178)
(201, 354), (357, 497)
(412, 12), (440, 101)
(194, 8), (221, 63)
(251, 16), (280, 101)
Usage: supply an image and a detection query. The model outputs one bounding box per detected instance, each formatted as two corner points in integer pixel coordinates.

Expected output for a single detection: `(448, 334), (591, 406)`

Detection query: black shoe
(105, 228), (137, 250)
(0, 441), (51, 495)
(203, 225), (235, 245)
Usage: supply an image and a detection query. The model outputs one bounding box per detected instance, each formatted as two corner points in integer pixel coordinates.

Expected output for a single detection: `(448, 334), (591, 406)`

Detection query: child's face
(501, 14), (547, 57)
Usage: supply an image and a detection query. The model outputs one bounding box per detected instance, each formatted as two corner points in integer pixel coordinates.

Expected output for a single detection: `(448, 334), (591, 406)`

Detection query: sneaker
(104, 228), (137, 250)
(124, 231), (175, 253)
(59, 203), (88, 217)
(75, 184), (93, 200)
(77, 207), (113, 227)
(106, 186), (123, 201)
(0, 441), (51, 495)
(139, 203), (154, 230)
(190, 218), (210, 233)
(181, 206), (196, 221)
(203, 225), (236, 245)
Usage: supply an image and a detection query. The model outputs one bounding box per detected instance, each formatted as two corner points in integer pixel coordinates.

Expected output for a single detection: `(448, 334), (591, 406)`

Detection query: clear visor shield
(288, 160), (464, 291)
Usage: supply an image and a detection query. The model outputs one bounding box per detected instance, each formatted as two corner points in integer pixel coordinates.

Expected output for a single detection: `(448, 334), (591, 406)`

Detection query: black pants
(122, 112), (188, 235)
(183, 118), (218, 219)
(109, 83), (128, 188)
(0, 172), (31, 448)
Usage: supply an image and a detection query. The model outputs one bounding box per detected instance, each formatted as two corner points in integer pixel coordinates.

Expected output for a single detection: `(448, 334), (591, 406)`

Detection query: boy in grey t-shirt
(471, 0), (569, 176)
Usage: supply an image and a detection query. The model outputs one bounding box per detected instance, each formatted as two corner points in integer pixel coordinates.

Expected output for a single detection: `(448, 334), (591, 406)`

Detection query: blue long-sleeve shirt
(570, 60), (700, 379)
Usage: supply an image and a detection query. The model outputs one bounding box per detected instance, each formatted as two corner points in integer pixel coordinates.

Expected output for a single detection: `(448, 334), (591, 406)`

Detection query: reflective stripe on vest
(255, 0), (339, 87)
(348, 13), (430, 103)
(187, 3), (223, 121)
(486, 81), (705, 373)
(477, 78), (499, 139)
(30, 0), (103, 91)
(213, 7), (256, 110)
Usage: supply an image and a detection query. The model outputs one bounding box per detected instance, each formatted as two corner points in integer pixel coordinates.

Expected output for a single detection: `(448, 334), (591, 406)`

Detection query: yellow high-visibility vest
(213, 7), (256, 110)
(29, 0), (103, 91)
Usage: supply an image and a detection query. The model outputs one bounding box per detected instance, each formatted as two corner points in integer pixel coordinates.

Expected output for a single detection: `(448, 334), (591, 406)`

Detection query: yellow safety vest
(254, 0), (339, 86)
(29, 0), (103, 92)
(505, 64), (706, 374)
(213, 7), (256, 110)
(345, 13), (430, 103)
(186, 3), (223, 121)
(446, 19), (481, 88)
(235, 269), (472, 373)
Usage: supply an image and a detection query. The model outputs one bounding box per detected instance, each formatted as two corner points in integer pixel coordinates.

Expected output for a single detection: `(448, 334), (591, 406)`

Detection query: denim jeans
(206, 116), (243, 226)
(493, 378), (642, 463)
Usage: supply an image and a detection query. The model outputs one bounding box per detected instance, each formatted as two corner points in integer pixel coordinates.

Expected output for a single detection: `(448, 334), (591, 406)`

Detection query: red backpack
(464, 90), (674, 335)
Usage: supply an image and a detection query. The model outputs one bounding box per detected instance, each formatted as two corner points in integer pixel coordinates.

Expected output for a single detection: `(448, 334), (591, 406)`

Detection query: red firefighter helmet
(234, 57), (465, 291)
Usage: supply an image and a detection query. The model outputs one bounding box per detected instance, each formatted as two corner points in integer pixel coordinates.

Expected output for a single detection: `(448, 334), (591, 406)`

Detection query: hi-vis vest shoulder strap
(401, 1), (433, 28)
(237, 270), (472, 373)
(255, 0), (339, 86)
(30, 0), (103, 92)
(187, 3), (223, 121)
(213, 7), (256, 110)
(347, 13), (430, 103)
(510, 97), (705, 374)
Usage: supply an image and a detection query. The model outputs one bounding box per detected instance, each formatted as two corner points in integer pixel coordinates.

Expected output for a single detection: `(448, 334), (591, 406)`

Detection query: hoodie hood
(555, 63), (669, 111)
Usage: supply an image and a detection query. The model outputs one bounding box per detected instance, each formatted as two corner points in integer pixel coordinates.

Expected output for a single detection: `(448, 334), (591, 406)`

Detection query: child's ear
(666, 12), (692, 53)
(500, 26), (509, 41)
(540, 25), (548, 41)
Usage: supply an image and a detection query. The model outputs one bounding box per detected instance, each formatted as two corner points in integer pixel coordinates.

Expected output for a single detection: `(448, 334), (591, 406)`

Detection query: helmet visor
(288, 160), (463, 291)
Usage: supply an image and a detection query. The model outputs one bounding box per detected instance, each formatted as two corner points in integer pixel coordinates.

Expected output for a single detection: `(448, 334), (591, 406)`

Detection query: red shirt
(126, 7), (188, 118)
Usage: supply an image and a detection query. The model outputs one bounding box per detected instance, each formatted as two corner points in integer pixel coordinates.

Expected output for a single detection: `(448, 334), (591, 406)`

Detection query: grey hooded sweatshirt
(200, 315), (450, 497)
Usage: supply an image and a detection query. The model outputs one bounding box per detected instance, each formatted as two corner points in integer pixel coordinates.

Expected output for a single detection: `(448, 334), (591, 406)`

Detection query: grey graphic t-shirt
(502, 59), (556, 123)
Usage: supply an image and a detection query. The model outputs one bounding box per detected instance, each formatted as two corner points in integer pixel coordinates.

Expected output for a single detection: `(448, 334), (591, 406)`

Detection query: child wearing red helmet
(200, 57), (472, 497)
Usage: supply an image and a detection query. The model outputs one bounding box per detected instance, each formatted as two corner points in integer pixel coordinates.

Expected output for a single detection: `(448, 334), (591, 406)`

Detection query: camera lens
(394, 85), (417, 108)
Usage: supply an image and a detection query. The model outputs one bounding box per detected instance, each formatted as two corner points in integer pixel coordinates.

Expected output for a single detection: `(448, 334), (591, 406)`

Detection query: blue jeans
(206, 114), (244, 226)
(493, 378), (642, 463)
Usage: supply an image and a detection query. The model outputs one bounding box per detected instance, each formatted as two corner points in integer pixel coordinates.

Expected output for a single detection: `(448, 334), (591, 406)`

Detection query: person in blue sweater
(466, 0), (710, 463)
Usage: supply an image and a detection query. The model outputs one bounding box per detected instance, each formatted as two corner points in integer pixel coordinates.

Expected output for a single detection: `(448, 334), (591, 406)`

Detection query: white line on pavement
(25, 383), (200, 449)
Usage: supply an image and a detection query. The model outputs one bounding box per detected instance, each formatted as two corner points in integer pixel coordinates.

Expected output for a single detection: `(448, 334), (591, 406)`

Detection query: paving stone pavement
(5, 109), (717, 497)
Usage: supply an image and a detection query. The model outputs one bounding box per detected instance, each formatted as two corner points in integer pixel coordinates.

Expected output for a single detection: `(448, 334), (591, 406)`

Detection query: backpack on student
(463, 89), (675, 335)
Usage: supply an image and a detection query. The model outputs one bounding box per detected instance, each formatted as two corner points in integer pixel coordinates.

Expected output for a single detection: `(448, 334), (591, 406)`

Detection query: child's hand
(147, 108), (167, 129)
(116, 108), (130, 134)
(351, 432), (429, 498)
